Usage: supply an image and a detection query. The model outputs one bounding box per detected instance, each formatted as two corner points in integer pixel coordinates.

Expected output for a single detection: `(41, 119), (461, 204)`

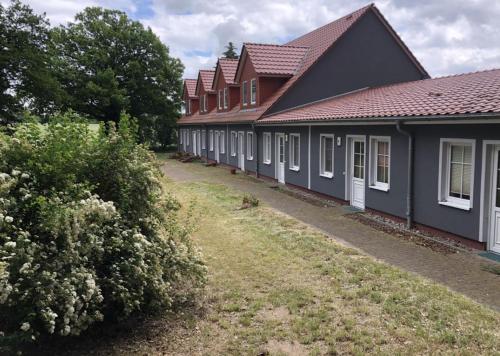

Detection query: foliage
(223, 42), (238, 59)
(242, 194), (259, 208)
(0, 113), (206, 346)
(0, 0), (63, 122)
(51, 7), (184, 148)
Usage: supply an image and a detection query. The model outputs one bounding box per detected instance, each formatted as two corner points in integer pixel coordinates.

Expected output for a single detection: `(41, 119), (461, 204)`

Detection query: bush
(0, 113), (206, 346)
(242, 194), (259, 209)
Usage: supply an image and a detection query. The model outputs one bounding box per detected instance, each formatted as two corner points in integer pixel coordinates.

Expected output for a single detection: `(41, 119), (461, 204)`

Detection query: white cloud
(11, 0), (500, 78)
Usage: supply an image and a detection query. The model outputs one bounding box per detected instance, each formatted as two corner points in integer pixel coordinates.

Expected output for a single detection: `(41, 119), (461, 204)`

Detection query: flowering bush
(0, 113), (206, 346)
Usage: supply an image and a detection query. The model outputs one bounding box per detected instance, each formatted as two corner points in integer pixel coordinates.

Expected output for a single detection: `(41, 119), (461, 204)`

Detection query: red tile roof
(183, 79), (197, 98)
(197, 70), (216, 94)
(259, 68), (500, 123)
(241, 43), (309, 76)
(217, 58), (239, 85)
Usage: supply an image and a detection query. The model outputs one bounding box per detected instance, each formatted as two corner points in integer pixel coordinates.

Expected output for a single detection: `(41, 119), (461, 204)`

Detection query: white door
(276, 133), (285, 183)
(192, 131), (197, 155)
(214, 131), (220, 163)
(238, 132), (245, 171)
(350, 138), (365, 210)
(490, 148), (500, 253)
(183, 130), (187, 152)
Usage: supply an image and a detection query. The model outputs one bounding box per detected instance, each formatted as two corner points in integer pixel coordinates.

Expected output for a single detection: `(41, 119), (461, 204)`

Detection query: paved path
(162, 159), (500, 311)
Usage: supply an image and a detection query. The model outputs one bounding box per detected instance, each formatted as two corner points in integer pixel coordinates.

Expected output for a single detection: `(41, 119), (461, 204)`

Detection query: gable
(266, 8), (428, 115)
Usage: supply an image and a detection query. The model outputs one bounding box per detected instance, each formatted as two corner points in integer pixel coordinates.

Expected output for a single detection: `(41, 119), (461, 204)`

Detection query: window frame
(250, 78), (257, 105)
(201, 129), (206, 149)
(209, 130), (214, 151)
(204, 94), (208, 112)
(246, 131), (254, 160)
(438, 138), (475, 210)
(319, 134), (334, 178)
(289, 133), (300, 171)
(263, 132), (272, 164)
(242, 81), (248, 106)
(218, 89), (222, 109)
(220, 130), (225, 154)
(186, 100), (191, 115)
(369, 136), (391, 192)
(223, 87), (228, 109)
(230, 131), (237, 156)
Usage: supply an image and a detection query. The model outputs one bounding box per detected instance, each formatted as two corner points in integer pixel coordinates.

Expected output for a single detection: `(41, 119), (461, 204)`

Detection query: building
(177, 3), (500, 253)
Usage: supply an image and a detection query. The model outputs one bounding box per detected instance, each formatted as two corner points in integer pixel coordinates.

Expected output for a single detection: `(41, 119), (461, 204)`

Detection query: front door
(238, 132), (245, 171)
(192, 131), (197, 155)
(350, 138), (365, 210)
(197, 130), (201, 156)
(214, 131), (220, 163)
(490, 148), (500, 253)
(276, 133), (285, 183)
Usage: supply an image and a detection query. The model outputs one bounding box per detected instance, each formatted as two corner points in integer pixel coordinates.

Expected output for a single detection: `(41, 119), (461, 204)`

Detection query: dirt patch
(263, 340), (308, 356)
(257, 306), (291, 322)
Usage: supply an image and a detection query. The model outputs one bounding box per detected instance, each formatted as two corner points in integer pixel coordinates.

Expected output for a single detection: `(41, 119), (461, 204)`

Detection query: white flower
(21, 173), (29, 179)
(20, 322), (30, 331)
(12, 138), (20, 144)
(11, 170), (20, 176)
(4, 216), (13, 223)
(4, 241), (15, 249)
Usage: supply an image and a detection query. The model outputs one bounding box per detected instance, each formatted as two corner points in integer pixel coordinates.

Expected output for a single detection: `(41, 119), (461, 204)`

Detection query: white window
(242, 81), (248, 106)
(224, 87), (228, 109)
(199, 96), (204, 113)
(289, 133), (300, 171)
(209, 130), (214, 151)
(204, 94), (208, 112)
(201, 129), (206, 149)
(220, 131), (225, 154)
(263, 132), (271, 164)
(319, 134), (334, 178)
(246, 132), (253, 160)
(186, 129), (190, 145)
(186, 100), (191, 115)
(230, 131), (237, 156)
(438, 139), (475, 210)
(218, 90), (222, 109)
(369, 136), (390, 191)
(250, 78), (257, 104)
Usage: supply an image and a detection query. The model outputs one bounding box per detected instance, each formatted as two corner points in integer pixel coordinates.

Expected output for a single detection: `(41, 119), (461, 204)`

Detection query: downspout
(253, 123), (259, 178)
(396, 121), (414, 229)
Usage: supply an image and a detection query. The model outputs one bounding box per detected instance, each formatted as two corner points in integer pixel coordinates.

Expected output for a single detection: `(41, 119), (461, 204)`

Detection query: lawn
(36, 169), (500, 355)
(153, 176), (500, 355)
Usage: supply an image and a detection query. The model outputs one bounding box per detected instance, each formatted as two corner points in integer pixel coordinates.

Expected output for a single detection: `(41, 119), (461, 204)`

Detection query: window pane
(451, 145), (463, 163)
(325, 138), (332, 172)
(463, 145), (472, 164)
(449, 162), (462, 196)
(462, 164), (471, 196)
(293, 136), (299, 167)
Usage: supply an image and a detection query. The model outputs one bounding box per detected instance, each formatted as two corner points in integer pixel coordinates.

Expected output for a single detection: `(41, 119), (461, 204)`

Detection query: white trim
(308, 126), (311, 189)
(201, 129), (206, 149)
(368, 136), (391, 192)
(218, 89), (222, 109)
(438, 138), (476, 211)
(209, 130), (214, 151)
(223, 87), (228, 109)
(220, 130), (225, 154)
(242, 81), (248, 106)
(319, 134), (334, 178)
(275, 132), (285, 183)
(250, 78), (257, 105)
(289, 133), (300, 171)
(263, 132), (272, 164)
(246, 131), (254, 160)
(479, 140), (500, 244)
(230, 131), (237, 156)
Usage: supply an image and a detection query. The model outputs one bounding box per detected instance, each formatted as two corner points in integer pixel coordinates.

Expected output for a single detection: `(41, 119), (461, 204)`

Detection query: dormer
(195, 70), (216, 114)
(182, 79), (198, 115)
(234, 43), (309, 109)
(212, 58), (239, 112)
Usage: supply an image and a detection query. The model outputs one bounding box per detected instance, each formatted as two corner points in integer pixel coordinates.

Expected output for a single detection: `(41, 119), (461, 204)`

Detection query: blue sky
(16, 0), (500, 79)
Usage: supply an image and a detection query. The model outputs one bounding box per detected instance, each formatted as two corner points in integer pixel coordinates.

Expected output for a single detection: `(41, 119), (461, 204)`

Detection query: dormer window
(187, 99), (191, 115)
(250, 78), (257, 104)
(242, 81), (248, 106)
(218, 90), (222, 110)
(203, 94), (208, 112)
(224, 88), (228, 109)
(199, 96), (204, 113)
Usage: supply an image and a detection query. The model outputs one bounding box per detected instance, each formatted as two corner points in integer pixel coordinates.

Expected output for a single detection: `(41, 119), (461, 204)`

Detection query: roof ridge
(218, 57), (239, 61)
(244, 42), (309, 49)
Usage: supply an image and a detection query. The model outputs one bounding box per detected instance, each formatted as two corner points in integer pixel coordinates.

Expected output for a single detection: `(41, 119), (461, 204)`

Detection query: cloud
(8, 0), (500, 78)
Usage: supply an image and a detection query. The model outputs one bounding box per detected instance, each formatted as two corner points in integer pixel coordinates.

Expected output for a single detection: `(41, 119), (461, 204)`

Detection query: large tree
(52, 7), (184, 147)
(0, 0), (62, 123)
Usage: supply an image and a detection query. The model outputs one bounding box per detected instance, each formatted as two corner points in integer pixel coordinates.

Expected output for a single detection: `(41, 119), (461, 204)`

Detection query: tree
(51, 7), (184, 148)
(223, 42), (238, 59)
(0, 0), (62, 123)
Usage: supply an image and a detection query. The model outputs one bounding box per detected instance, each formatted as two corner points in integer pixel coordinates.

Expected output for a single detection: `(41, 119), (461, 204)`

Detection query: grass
(153, 178), (500, 355)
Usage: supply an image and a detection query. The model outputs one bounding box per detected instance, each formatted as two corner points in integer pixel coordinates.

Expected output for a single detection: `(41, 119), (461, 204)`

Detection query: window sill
(263, 160), (271, 165)
(231, 154), (236, 157)
(369, 184), (389, 192)
(320, 173), (333, 179)
(247, 157), (253, 161)
(289, 167), (300, 172)
(438, 200), (471, 211)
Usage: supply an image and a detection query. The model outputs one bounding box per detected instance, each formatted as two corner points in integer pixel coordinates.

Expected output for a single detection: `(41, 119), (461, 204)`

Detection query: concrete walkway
(162, 159), (500, 311)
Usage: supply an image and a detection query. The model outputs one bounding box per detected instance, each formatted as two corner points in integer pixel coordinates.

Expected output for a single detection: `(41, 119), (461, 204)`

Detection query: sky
(13, 0), (500, 79)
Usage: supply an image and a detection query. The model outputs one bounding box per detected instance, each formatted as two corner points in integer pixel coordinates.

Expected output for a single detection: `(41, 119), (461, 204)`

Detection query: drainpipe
(253, 123), (259, 178)
(396, 120), (414, 229)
